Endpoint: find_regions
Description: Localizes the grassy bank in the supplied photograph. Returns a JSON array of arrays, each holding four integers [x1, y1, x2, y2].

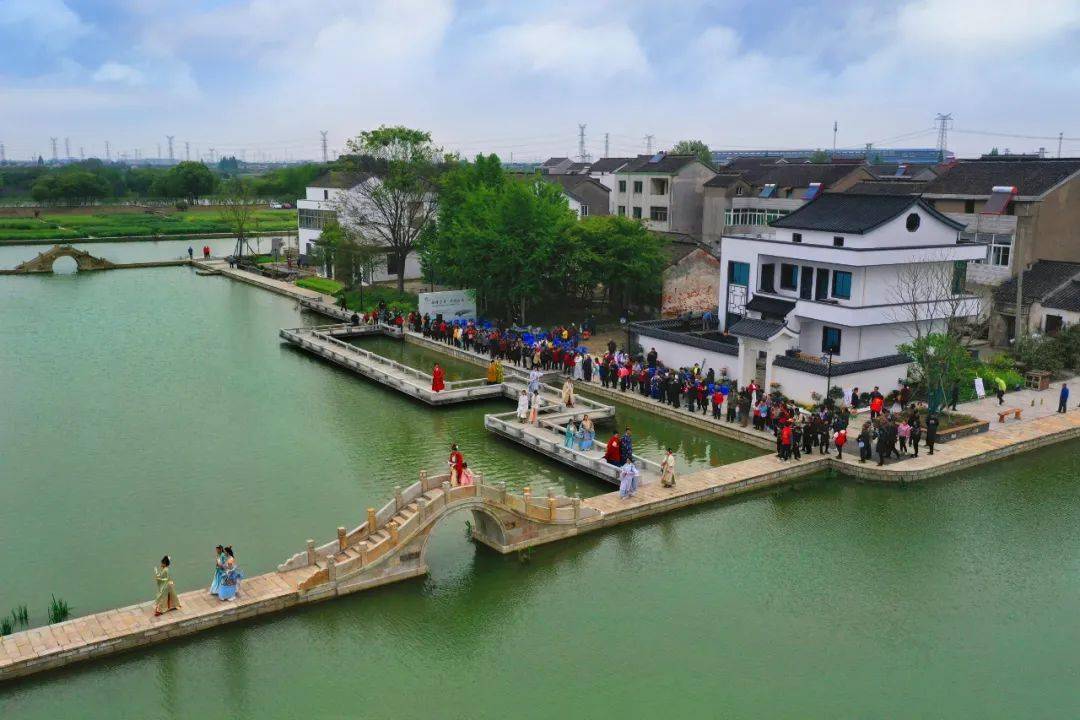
[[0, 209, 296, 242], [294, 277, 418, 313]]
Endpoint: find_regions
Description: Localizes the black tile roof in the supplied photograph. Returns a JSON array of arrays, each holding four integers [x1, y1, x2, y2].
[[923, 159, 1080, 197], [994, 260, 1080, 305], [746, 295, 796, 316], [728, 318, 789, 340], [1043, 280, 1080, 313], [739, 163, 861, 189], [704, 173, 746, 188], [867, 163, 941, 179], [772, 353, 911, 377], [541, 157, 570, 166], [588, 157, 633, 173], [770, 193, 965, 234], [621, 153, 705, 174], [722, 157, 808, 171], [845, 180, 925, 196]]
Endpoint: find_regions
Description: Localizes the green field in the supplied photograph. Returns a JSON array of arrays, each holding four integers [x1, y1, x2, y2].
[[0, 209, 296, 242]]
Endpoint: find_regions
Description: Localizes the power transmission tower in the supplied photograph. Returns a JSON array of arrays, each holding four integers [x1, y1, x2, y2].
[[577, 123, 589, 163], [166, 136, 175, 161], [50, 138, 58, 162], [644, 134, 655, 153], [934, 113, 953, 160], [604, 132, 609, 158], [185, 141, 190, 161], [79, 146, 84, 160], [832, 121, 838, 155], [64, 137, 71, 160], [320, 130, 328, 163], [105, 140, 111, 161]]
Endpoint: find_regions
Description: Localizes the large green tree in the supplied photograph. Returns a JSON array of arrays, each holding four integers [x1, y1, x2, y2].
[[335, 126, 441, 291], [571, 215, 667, 313], [671, 139, 713, 166], [158, 161, 217, 202]]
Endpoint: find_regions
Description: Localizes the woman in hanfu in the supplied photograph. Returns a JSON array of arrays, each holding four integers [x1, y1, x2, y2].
[[660, 448, 677, 488], [458, 462, 475, 486], [448, 444, 465, 485], [209, 544, 227, 596], [431, 363, 446, 393], [564, 420, 578, 448], [618, 457, 640, 499], [561, 379, 575, 407], [516, 390, 530, 423], [528, 392, 541, 425], [217, 547, 243, 602], [154, 556, 182, 616], [579, 415, 594, 451]]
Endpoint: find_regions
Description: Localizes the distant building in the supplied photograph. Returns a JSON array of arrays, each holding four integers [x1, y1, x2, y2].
[[991, 260, 1080, 344], [586, 157, 633, 212], [612, 153, 715, 236], [711, 148, 952, 165], [296, 171, 423, 283], [539, 157, 577, 175], [540, 175, 611, 219], [921, 158, 1080, 290]]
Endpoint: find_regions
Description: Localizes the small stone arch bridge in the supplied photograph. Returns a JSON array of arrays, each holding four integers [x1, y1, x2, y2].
[[278, 471, 602, 599], [9, 245, 118, 273]]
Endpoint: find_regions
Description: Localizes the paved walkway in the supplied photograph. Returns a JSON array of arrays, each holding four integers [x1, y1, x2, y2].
[[958, 377, 1076, 427]]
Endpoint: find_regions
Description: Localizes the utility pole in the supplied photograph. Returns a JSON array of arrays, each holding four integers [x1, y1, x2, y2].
[[105, 140, 111, 161], [64, 137, 71, 160], [1059, 132, 1064, 158], [157, 142, 162, 159], [185, 141, 190, 161], [645, 134, 655, 153], [166, 135, 175, 161], [50, 138, 58, 162], [832, 121, 838, 155], [934, 112, 953, 161], [604, 132, 610, 158], [320, 130, 328, 163]]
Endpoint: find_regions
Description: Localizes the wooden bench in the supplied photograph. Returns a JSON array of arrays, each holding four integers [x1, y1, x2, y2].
[[997, 407, 1022, 423]]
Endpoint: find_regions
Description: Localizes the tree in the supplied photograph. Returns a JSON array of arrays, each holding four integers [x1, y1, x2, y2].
[[335, 126, 441, 292], [898, 333, 976, 412], [886, 253, 981, 344], [671, 140, 712, 166], [808, 149, 830, 163], [218, 180, 257, 258], [163, 161, 216, 202], [570, 216, 667, 313]]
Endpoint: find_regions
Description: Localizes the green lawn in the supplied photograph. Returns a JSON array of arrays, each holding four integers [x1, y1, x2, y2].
[[295, 277, 344, 295], [0, 209, 296, 242]]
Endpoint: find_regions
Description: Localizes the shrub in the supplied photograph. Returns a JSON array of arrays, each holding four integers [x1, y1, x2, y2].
[[1010, 334, 1065, 373], [175, 200, 189, 211]]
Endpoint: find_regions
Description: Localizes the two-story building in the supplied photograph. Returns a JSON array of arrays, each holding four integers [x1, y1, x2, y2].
[[612, 153, 715, 235], [921, 158, 1080, 291], [585, 157, 632, 212], [713, 193, 985, 402], [540, 174, 611, 219], [297, 171, 423, 283]]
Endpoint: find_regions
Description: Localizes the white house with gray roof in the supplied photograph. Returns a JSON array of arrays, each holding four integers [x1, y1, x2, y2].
[[709, 193, 986, 401]]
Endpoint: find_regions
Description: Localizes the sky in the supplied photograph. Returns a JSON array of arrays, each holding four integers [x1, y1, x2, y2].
[[2, 0, 1079, 163]]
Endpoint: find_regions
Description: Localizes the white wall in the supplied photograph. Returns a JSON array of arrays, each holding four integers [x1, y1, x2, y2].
[[772, 363, 912, 406], [636, 333, 738, 376]]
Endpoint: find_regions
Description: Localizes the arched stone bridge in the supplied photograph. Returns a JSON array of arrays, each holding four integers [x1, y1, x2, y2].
[[278, 471, 601, 599], [10, 245, 118, 273]]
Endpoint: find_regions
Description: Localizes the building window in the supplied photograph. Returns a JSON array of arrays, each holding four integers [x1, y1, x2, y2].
[[906, 213, 920, 232], [723, 208, 790, 226], [728, 261, 750, 287], [617, 205, 626, 216], [1046, 315, 1064, 336], [822, 326, 842, 354], [792, 232, 802, 243], [632, 206, 642, 219], [815, 268, 830, 300], [633, 180, 643, 194], [579, 205, 589, 217], [832, 270, 852, 299], [951, 261, 967, 294], [736, 186, 744, 196], [299, 207, 337, 230], [618, 180, 626, 192], [759, 263, 775, 293], [650, 178, 668, 195], [649, 206, 668, 222], [964, 199, 975, 213], [323, 189, 329, 200], [833, 236, 844, 247], [780, 263, 798, 290], [963, 232, 1012, 267]]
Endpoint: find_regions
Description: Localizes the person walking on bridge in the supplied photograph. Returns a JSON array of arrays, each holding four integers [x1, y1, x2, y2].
[[995, 375, 1007, 405], [528, 367, 541, 395], [618, 456, 640, 499], [660, 448, 676, 488], [431, 363, 446, 393], [516, 390, 530, 423], [529, 392, 540, 425], [1058, 383, 1069, 413], [153, 556, 181, 616], [561, 378, 576, 407], [604, 433, 622, 466], [448, 444, 464, 485], [187, 246, 194, 260]]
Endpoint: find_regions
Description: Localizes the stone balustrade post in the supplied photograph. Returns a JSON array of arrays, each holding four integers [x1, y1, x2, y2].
[[388, 521, 399, 545], [306, 539, 316, 566], [367, 507, 377, 532], [442, 481, 451, 506], [419, 469, 428, 490], [547, 495, 557, 521], [523, 487, 532, 509], [573, 495, 581, 522], [394, 485, 403, 511], [337, 527, 347, 552], [359, 541, 370, 564], [417, 497, 428, 521], [498, 482, 508, 505], [326, 555, 337, 582]]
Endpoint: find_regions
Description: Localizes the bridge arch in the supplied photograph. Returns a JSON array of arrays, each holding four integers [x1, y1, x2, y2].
[[415, 498, 511, 569], [12, 245, 117, 274]]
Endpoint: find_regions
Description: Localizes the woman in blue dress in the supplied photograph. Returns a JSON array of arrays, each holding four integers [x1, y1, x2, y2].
[[578, 414, 595, 451], [209, 545, 227, 596], [563, 420, 578, 448], [217, 546, 244, 602]]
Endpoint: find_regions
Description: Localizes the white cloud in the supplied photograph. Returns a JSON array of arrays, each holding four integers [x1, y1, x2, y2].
[[92, 62, 145, 86], [897, 0, 1080, 47], [0, 0, 88, 49], [489, 21, 648, 80]]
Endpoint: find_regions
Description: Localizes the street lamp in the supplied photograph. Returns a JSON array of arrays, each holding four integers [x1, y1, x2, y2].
[[927, 344, 938, 414], [821, 348, 834, 406]]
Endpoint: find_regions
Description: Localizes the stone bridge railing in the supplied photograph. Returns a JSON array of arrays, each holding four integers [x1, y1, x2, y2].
[[279, 470, 601, 595]]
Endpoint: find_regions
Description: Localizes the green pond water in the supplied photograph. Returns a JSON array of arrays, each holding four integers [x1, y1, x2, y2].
[[1, 264, 1078, 719]]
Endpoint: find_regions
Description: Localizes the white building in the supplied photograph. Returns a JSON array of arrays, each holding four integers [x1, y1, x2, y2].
[[586, 157, 632, 213], [297, 171, 423, 283], [702, 193, 986, 402]]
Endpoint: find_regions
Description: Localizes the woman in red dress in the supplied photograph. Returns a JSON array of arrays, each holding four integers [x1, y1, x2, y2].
[[432, 363, 446, 392], [448, 444, 464, 485], [604, 433, 622, 466]]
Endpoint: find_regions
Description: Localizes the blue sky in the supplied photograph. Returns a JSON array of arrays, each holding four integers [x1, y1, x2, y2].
[[2, 0, 1079, 162]]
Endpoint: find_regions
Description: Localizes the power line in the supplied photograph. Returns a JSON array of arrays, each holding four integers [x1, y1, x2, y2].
[[952, 128, 1080, 142]]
